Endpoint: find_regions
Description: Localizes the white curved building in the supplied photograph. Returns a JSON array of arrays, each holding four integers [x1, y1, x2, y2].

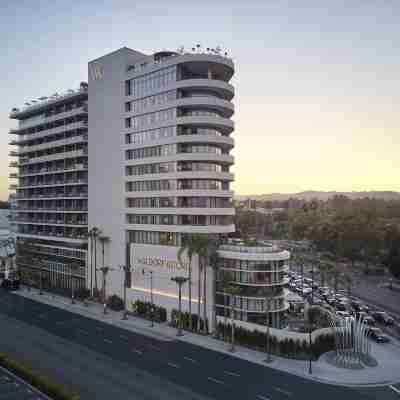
[[217, 243, 290, 329], [88, 47, 235, 306]]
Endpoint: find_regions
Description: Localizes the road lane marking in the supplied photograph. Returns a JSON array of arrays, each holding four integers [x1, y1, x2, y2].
[[104, 339, 112, 344], [148, 343, 161, 351], [120, 334, 128, 340], [167, 362, 180, 368], [389, 385, 400, 395], [207, 377, 224, 385], [256, 395, 271, 400], [224, 371, 240, 377], [132, 348, 143, 355], [274, 387, 293, 397], [183, 356, 198, 364]]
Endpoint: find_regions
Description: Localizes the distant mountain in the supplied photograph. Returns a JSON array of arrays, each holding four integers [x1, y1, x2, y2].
[[235, 191, 400, 202]]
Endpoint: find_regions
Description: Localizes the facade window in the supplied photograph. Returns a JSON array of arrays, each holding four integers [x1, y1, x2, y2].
[[127, 91, 176, 114], [128, 108, 176, 130], [125, 102, 131, 112], [126, 179, 229, 192], [125, 126, 176, 145], [125, 118, 131, 128], [127, 230, 180, 246], [125, 66, 177, 98], [125, 144, 176, 160]]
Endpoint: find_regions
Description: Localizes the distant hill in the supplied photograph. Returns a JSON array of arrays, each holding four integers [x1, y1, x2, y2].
[[235, 191, 400, 202]]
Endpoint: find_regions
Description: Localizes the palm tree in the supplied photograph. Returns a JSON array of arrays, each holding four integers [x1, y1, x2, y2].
[[178, 236, 197, 329], [178, 233, 210, 332], [70, 263, 80, 304], [207, 238, 221, 336], [226, 284, 241, 352]]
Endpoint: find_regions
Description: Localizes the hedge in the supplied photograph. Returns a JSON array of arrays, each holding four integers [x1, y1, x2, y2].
[[0, 352, 79, 400], [170, 309, 209, 333], [131, 300, 167, 322], [107, 294, 124, 311], [216, 322, 334, 360]]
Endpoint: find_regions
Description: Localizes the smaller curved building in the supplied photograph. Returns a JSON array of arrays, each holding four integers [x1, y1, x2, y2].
[[216, 242, 290, 329]]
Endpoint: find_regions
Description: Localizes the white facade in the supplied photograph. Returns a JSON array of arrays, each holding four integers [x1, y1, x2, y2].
[[87, 47, 236, 329], [9, 87, 88, 289]]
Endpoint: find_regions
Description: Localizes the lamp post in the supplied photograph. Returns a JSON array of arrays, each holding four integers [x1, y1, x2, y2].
[[70, 265, 75, 304], [309, 324, 313, 374], [120, 264, 133, 320], [97, 266, 113, 315], [142, 269, 154, 327], [264, 294, 273, 363], [171, 276, 189, 336]]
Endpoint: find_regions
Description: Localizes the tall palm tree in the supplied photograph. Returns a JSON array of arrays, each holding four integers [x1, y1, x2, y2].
[[207, 238, 221, 336], [226, 284, 241, 352], [178, 235, 197, 328], [98, 266, 113, 314], [88, 227, 101, 294]]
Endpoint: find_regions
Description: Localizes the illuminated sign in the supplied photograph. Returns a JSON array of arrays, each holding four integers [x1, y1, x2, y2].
[[136, 256, 189, 272]]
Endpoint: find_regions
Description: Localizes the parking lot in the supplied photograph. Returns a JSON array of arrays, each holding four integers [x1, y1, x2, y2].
[[0, 366, 48, 399], [287, 269, 400, 342]]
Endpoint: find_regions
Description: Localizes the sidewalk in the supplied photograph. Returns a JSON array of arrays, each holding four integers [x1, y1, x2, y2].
[[14, 287, 400, 388]]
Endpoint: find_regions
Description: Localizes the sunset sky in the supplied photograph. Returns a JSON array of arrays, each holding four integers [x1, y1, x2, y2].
[[1, 0, 399, 200]]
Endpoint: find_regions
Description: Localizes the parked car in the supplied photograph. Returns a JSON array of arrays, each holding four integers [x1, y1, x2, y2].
[[1, 279, 20, 291], [372, 311, 395, 325], [367, 327, 390, 343]]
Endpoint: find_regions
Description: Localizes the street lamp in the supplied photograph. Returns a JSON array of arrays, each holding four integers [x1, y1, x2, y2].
[[171, 276, 189, 336], [264, 294, 273, 363], [142, 269, 154, 327], [120, 264, 133, 320], [309, 323, 313, 374], [97, 266, 113, 315]]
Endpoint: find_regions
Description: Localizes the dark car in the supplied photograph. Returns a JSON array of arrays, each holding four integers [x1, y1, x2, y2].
[[372, 311, 395, 326], [1, 279, 20, 291], [367, 327, 390, 343]]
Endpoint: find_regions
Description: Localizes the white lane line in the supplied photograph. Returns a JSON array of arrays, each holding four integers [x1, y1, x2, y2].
[[273, 387, 293, 397], [183, 356, 198, 364], [167, 362, 181, 369], [224, 371, 240, 377], [389, 385, 400, 395], [207, 377, 224, 385], [104, 339, 112, 344], [132, 348, 143, 355], [120, 334, 128, 340], [256, 395, 271, 400], [148, 343, 161, 351]]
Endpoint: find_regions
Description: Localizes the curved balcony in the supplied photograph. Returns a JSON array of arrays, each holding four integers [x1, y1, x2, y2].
[[175, 97, 234, 118], [216, 294, 289, 314], [172, 79, 234, 101], [125, 207, 235, 216], [226, 276, 290, 287], [124, 134, 234, 151], [125, 153, 234, 166], [125, 223, 235, 234], [126, 189, 233, 198], [176, 115, 234, 135], [9, 161, 19, 168], [125, 171, 234, 182]]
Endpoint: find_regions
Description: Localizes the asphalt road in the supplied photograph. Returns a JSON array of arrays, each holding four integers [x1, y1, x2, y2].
[[0, 290, 397, 400]]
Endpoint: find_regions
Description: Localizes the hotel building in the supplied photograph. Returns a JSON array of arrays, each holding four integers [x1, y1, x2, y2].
[[9, 46, 289, 331], [9, 86, 88, 289]]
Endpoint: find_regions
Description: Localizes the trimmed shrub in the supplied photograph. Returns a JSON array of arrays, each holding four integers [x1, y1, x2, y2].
[[131, 300, 167, 322], [170, 309, 209, 333], [107, 294, 124, 311], [75, 288, 90, 300], [0, 352, 79, 400], [215, 322, 334, 360]]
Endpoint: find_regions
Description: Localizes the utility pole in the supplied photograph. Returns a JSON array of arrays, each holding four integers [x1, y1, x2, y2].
[[171, 276, 189, 336], [142, 269, 154, 327], [120, 264, 133, 320]]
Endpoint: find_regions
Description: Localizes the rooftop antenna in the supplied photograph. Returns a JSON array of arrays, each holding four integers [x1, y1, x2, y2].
[[177, 45, 184, 54], [215, 46, 221, 55], [196, 44, 201, 53]]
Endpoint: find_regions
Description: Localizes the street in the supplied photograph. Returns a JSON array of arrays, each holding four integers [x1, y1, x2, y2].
[[0, 290, 398, 400]]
